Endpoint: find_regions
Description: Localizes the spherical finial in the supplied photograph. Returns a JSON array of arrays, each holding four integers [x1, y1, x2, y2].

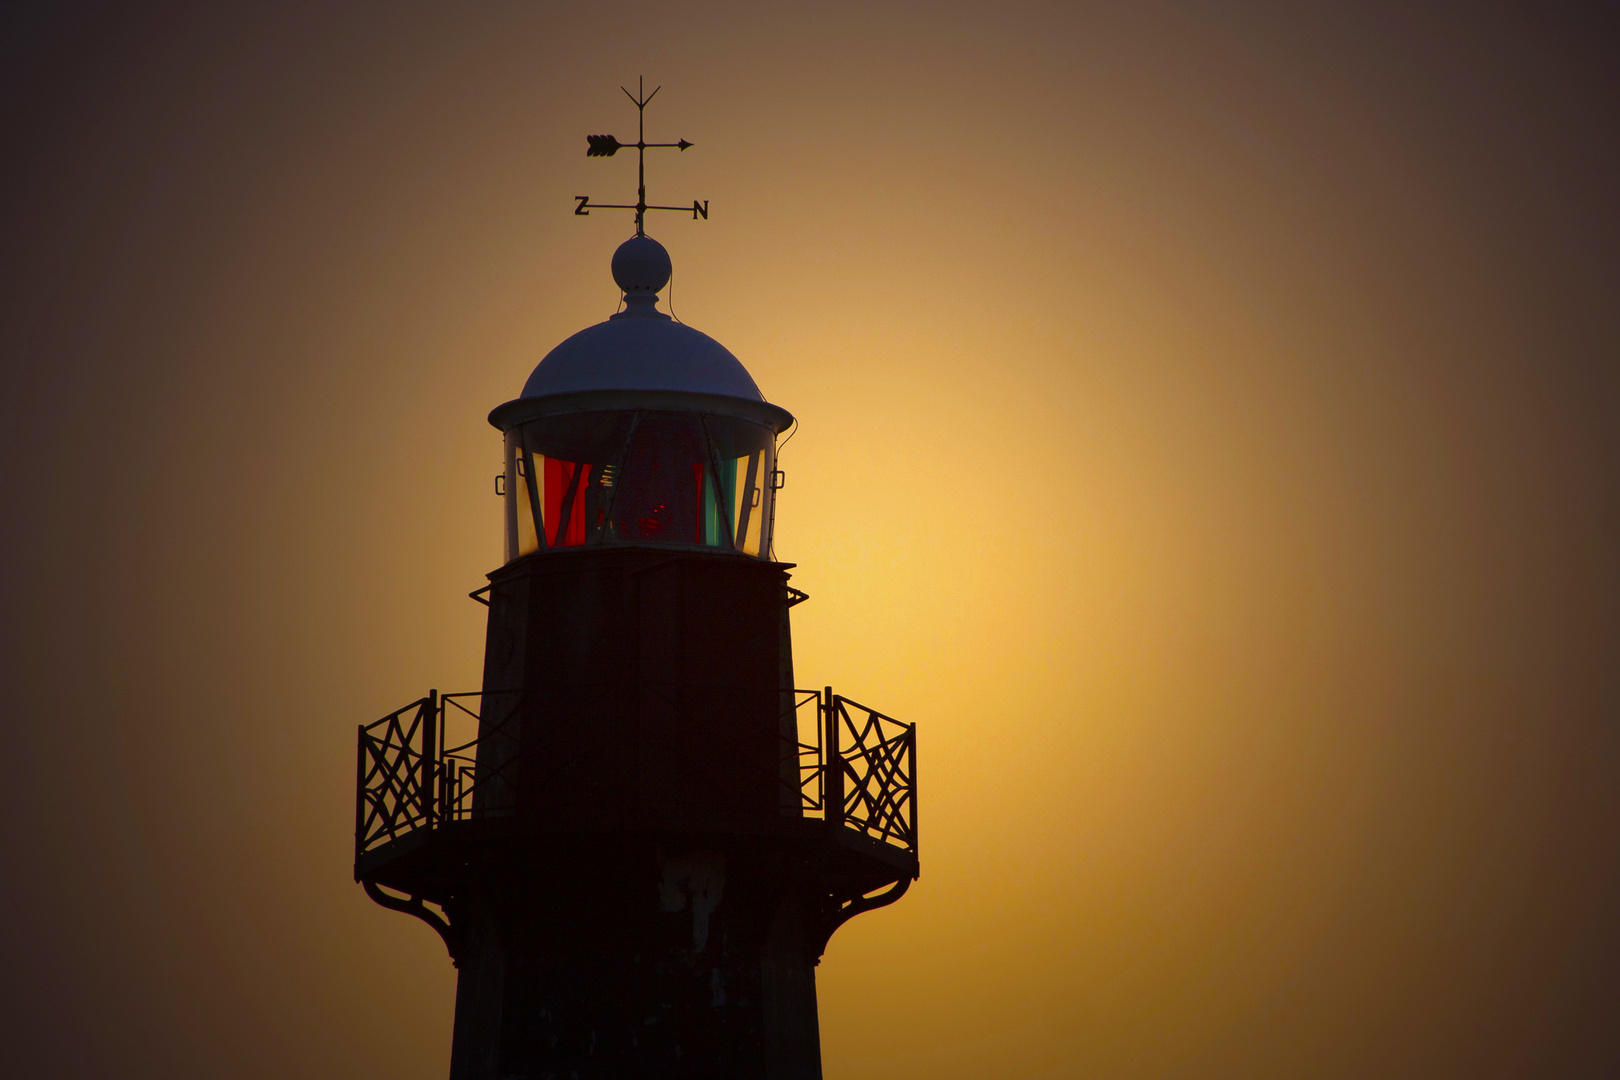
[[611, 235, 672, 296]]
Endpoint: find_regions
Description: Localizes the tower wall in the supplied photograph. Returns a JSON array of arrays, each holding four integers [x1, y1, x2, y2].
[[449, 548, 820, 1079]]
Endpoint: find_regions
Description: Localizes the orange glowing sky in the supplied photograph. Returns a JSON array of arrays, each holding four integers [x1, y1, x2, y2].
[[2, 3, 1617, 1078]]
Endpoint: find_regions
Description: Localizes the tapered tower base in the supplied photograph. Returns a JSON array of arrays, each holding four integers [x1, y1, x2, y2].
[[445, 836, 823, 1080]]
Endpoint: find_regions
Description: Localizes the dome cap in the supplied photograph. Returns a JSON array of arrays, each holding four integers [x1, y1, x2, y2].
[[611, 235, 672, 303]]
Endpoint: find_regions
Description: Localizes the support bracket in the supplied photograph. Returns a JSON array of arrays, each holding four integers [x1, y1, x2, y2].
[[363, 880, 462, 966], [813, 875, 912, 962]]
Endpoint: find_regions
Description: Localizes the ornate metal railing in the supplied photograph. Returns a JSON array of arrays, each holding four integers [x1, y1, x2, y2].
[[355, 686, 917, 862]]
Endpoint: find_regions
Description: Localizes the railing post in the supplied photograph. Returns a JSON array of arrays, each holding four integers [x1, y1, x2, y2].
[[355, 725, 368, 865], [421, 690, 438, 825], [824, 686, 843, 829], [439, 758, 451, 822], [908, 721, 918, 860]]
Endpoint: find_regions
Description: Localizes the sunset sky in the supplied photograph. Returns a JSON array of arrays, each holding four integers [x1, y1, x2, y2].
[[3, 3, 1617, 1077]]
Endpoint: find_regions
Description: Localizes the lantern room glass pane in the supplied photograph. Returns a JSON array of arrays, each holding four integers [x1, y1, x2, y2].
[[705, 416, 775, 558], [609, 413, 711, 545], [729, 448, 770, 557], [505, 429, 539, 561], [521, 412, 635, 549]]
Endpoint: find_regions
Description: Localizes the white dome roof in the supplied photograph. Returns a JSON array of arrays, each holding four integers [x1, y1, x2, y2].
[[520, 317, 766, 401]]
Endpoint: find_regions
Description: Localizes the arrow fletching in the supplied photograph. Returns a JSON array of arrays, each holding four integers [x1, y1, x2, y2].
[[586, 135, 622, 157]]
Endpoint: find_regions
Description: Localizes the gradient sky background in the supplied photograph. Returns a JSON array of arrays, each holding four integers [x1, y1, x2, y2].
[[3, 3, 1618, 1077]]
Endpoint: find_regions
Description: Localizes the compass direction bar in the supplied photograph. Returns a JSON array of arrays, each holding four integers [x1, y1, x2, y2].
[[575, 198, 709, 220]]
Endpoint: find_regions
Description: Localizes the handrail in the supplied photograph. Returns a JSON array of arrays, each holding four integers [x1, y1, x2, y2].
[[354, 685, 918, 864]]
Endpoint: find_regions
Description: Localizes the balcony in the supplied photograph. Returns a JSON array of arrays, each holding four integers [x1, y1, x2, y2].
[[354, 687, 918, 872]]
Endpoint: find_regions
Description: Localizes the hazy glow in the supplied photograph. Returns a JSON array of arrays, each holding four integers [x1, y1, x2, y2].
[[2, 3, 1617, 1078]]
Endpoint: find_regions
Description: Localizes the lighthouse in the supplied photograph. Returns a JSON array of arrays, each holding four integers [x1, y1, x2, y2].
[[354, 85, 919, 1080]]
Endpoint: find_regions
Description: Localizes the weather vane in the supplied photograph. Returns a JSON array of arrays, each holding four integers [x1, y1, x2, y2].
[[574, 78, 708, 235]]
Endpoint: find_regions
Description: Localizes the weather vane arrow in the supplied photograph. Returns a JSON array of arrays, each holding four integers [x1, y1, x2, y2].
[[574, 78, 709, 234]]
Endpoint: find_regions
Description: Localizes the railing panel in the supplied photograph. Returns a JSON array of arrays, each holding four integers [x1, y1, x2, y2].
[[440, 690, 519, 822], [785, 688, 824, 814], [356, 697, 434, 858], [830, 696, 918, 855]]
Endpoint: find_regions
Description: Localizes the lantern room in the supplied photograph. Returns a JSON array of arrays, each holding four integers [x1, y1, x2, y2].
[[488, 235, 793, 563]]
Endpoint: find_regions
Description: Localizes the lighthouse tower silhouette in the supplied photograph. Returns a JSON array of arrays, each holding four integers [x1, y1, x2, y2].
[[353, 88, 919, 1080]]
